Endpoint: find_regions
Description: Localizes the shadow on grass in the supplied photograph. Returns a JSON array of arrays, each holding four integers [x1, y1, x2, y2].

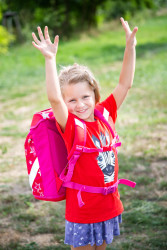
[[0, 153, 167, 249], [64, 40, 167, 73], [88, 41, 167, 65], [0, 37, 166, 101], [136, 42, 167, 57]]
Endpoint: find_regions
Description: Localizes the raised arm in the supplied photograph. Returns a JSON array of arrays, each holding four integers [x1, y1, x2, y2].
[[32, 26, 68, 131], [113, 18, 138, 109]]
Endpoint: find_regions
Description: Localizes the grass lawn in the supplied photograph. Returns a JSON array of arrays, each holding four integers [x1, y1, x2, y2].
[[0, 10, 167, 250]]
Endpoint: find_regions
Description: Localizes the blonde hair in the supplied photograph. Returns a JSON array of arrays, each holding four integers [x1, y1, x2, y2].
[[58, 63, 100, 104]]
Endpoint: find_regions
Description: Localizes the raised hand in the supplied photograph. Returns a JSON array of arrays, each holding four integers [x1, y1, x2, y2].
[[120, 17, 138, 47], [32, 26, 59, 59]]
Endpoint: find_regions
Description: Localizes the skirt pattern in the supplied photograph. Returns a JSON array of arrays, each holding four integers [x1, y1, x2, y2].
[[64, 214, 122, 248]]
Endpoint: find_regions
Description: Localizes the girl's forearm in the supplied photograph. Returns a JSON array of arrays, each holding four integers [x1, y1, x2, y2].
[[119, 45, 136, 90], [45, 57, 62, 103]]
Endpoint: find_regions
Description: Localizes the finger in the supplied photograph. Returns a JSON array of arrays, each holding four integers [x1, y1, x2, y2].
[[44, 26, 51, 43], [125, 20, 129, 27], [120, 17, 128, 32], [124, 20, 131, 33], [131, 26, 138, 37], [37, 26, 45, 41], [130, 27, 138, 46], [54, 35, 59, 45], [32, 32, 41, 45], [32, 41, 41, 50], [125, 21, 131, 30], [120, 17, 125, 27], [120, 17, 124, 23]]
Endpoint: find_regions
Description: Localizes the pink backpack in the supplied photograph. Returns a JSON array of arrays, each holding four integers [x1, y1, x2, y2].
[[25, 108, 136, 207]]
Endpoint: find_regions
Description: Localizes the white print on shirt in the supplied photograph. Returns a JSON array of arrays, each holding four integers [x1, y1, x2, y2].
[[92, 131, 115, 183]]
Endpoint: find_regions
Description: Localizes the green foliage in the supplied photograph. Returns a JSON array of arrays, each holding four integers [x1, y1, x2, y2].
[[0, 12, 167, 249], [100, 0, 159, 21], [2, 0, 165, 39], [33, 6, 68, 37], [0, 1, 15, 49], [0, 25, 15, 54]]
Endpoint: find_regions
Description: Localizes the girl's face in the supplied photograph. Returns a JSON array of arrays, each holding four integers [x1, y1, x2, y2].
[[63, 81, 95, 122]]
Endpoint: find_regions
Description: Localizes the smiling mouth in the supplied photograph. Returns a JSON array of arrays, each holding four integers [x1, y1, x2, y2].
[[77, 109, 87, 114]]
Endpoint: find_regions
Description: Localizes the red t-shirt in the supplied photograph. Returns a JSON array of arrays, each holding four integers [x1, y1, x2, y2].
[[56, 94, 124, 223]]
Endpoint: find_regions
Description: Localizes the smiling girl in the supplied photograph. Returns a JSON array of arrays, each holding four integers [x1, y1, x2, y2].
[[32, 18, 138, 250]]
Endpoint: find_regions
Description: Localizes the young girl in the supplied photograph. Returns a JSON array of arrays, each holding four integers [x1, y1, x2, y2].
[[32, 17, 138, 250]]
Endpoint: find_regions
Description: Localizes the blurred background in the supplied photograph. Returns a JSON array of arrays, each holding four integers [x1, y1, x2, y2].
[[1, 0, 167, 43], [0, 0, 167, 249]]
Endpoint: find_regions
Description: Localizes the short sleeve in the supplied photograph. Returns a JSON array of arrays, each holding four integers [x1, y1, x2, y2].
[[96, 94, 117, 123], [55, 112, 75, 152]]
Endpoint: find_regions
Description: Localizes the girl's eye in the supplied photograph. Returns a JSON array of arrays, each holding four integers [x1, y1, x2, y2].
[[83, 95, 89, 99], [69, 99, 76, 103]]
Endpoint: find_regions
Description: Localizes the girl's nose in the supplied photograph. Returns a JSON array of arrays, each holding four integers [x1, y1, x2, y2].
[[76, 100, 84, 109]]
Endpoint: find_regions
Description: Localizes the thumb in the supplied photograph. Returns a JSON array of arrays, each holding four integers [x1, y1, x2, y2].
[[54, 35, 59, 45], [130, 27, 138, 46], [131, 27, 138, 37]]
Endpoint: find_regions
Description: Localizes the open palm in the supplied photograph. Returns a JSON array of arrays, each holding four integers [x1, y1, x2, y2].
[[32, 26, 59, 58], [120, 17, 138, 47]]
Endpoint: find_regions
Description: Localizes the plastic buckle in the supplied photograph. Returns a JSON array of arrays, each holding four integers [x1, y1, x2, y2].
[[103, 185, 117, 195], [75, 145, 83, 152], [103, 187, 108, 195], [110, 186, 117, 193]]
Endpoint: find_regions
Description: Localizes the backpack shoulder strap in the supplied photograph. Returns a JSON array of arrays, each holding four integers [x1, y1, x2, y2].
[[95, 108, 121, 150], [94, 108, 115, 138], [67, 118, 87, 160], [59, 118, 86, 182]]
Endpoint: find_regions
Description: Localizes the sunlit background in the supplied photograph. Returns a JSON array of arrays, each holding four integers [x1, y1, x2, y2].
[[0, 0, 167, 249]]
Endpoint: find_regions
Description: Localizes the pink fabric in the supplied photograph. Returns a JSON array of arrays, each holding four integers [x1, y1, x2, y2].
[[59, 154, 80, 182], [118, 179, 136, 188], [25, 102, 136, 210], [63, 179, 136, 207], [25, 115, 67, 201], [94, 109, 115, 138], [60, 108, 122, 186], [60, 107, 132, 208]]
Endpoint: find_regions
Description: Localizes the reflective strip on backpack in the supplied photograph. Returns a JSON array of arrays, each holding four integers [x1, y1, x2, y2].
[[103, 108, 109, 121], [29, 157, 40, 188], [74, 118, 85, 129]]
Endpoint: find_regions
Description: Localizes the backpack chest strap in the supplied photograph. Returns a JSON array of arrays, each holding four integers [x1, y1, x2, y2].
[[59, 112, 121, 183], [59, 140, 122, 183], [74, 145, 113, 153], [63, 179, 136, 207], [75, 141, 121, 153]]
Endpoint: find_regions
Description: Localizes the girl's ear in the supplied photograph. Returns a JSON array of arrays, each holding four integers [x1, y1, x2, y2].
[[92, 135, 101, 148]]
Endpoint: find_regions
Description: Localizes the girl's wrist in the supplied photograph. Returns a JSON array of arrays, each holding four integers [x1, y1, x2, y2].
[[45, 55, 56, 61], [125, 43, 136, 51], [126, 39, 137, 49]]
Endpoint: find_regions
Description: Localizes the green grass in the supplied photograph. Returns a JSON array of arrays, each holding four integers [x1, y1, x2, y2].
[[0, 10, 167, 250]]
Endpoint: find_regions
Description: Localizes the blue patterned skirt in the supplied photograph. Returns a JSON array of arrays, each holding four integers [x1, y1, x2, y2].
[[64, 214, 122, 248]]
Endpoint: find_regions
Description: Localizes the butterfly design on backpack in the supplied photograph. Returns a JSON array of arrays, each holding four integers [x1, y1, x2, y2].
[[92, 131, 115, 183]]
